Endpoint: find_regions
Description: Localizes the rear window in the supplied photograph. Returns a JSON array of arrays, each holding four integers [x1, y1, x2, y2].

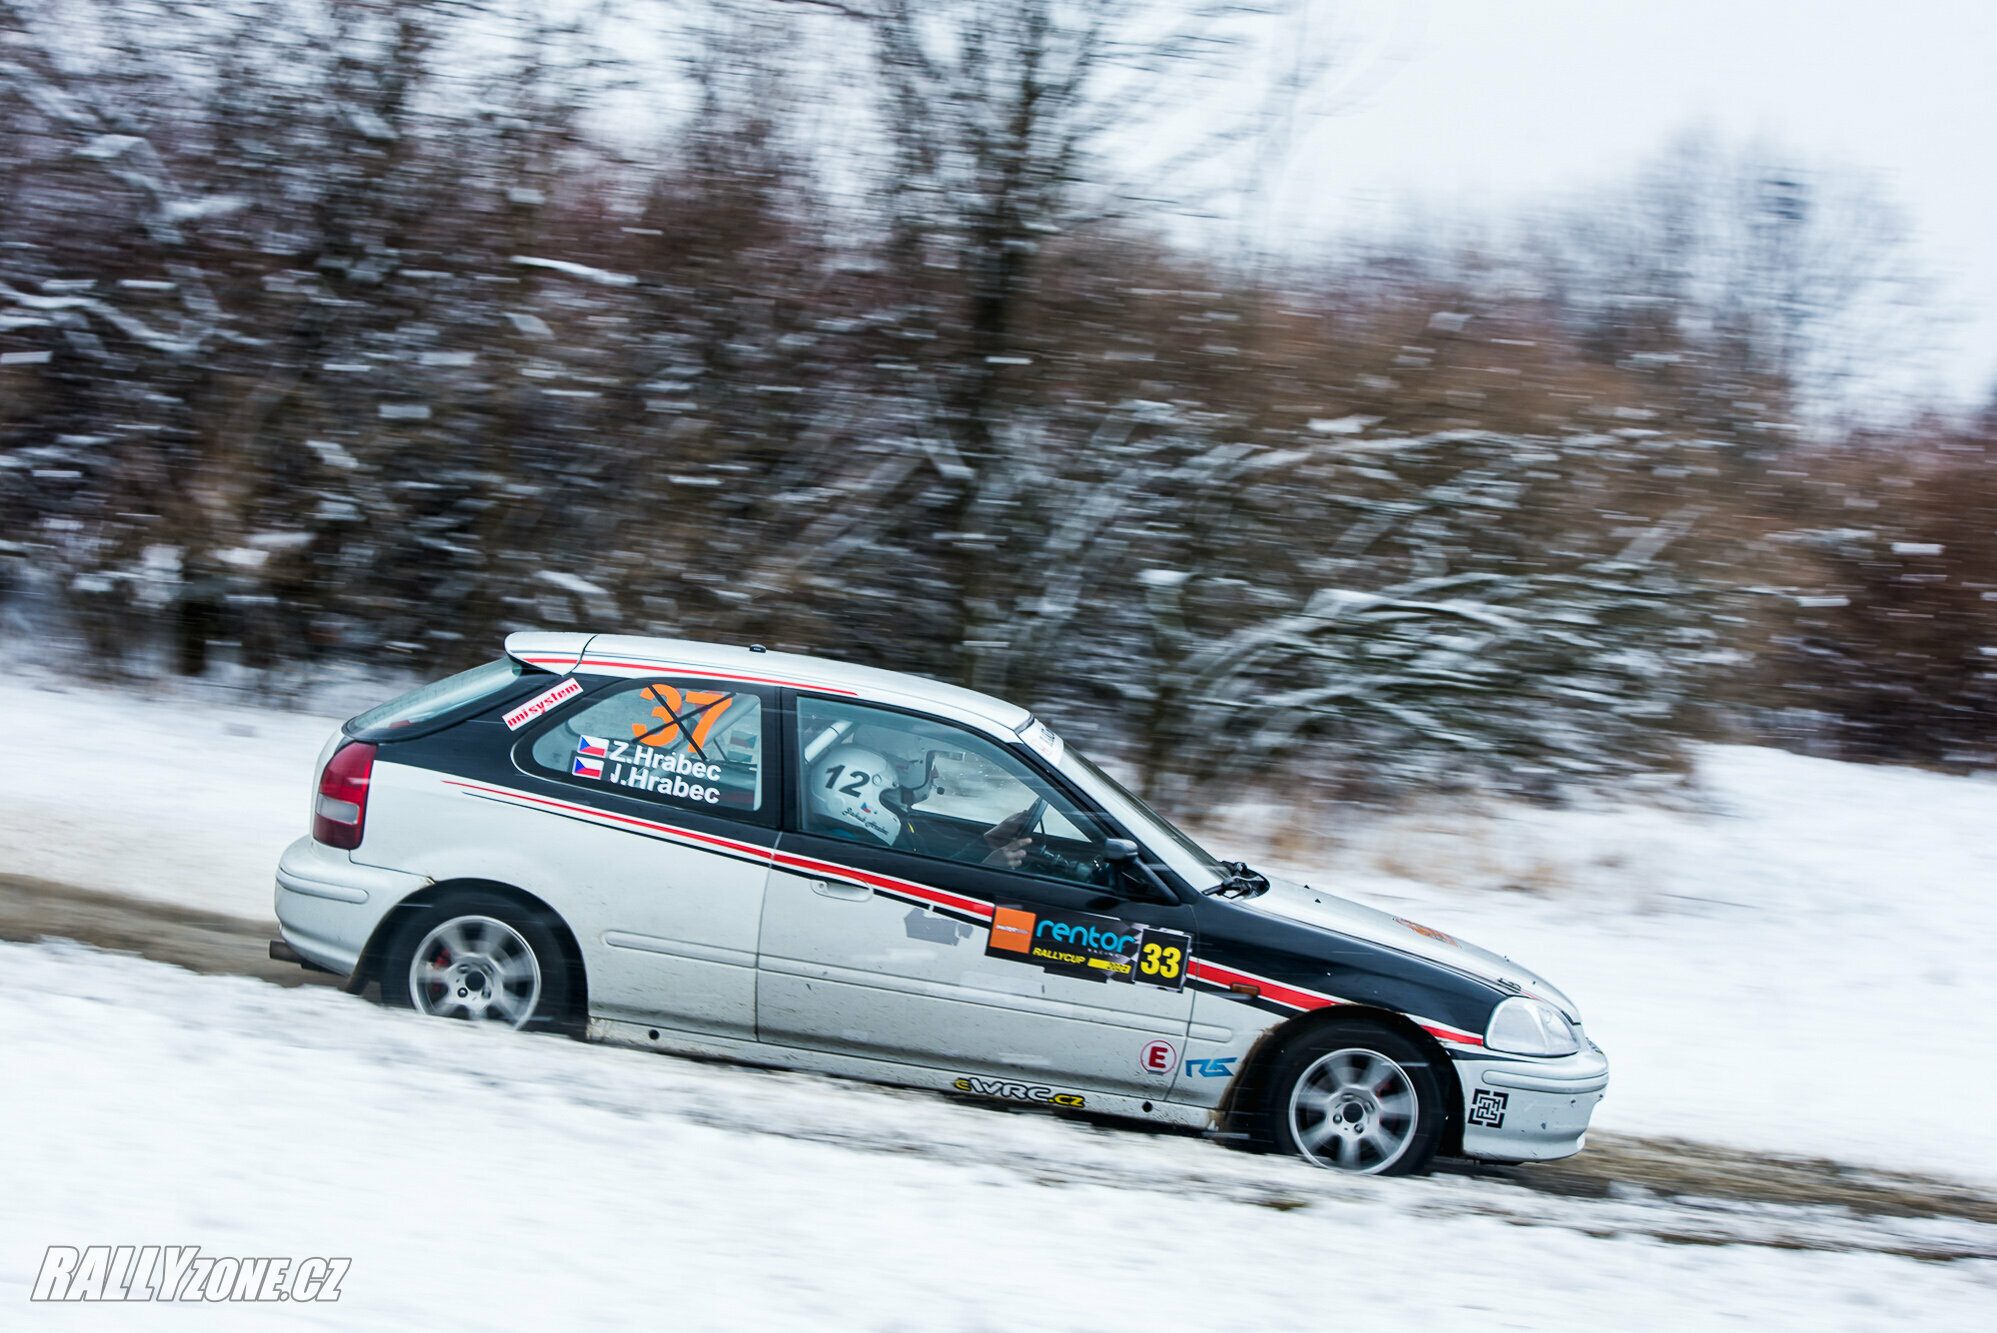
[[528, 680, 767, 816], [349, 659, 528, 734]]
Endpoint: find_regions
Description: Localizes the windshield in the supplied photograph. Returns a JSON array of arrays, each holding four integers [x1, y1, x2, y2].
[[1045, 730, 1225, 891]]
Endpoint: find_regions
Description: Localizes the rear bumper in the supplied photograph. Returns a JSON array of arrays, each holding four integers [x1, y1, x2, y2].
[[273, 836, 428, 977], [1450, 1045, 1609, 1163]]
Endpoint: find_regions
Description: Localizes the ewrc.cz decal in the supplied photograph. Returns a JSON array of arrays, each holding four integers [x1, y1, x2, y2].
[[1184, 1057, 1237, 1078], [985, 903, 1190, 989], [951, 1076, 1085, 1108], [1469, 1088, 1509, 1128]]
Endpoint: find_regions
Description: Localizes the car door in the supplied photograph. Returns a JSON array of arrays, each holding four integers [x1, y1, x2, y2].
[[757, 692, 1197, 1099], [511, 675, 779, 1039]]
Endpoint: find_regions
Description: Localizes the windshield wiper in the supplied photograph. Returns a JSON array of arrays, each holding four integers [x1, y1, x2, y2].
[[1205, 860, 1270, 899]]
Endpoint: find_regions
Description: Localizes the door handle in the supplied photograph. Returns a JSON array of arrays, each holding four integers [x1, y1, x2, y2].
[[811, 878, 872, 902]]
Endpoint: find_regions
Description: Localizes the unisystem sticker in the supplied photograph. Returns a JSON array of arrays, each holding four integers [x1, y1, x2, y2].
[[503, 676, 583, 730]]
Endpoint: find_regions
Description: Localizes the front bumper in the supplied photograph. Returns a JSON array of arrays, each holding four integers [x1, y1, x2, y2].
[[274, 836, 428, 977], [1449, 1044, 1609, 1162]]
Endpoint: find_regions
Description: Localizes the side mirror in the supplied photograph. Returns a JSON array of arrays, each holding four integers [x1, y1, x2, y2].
[[1101, 838, 1174, 902]]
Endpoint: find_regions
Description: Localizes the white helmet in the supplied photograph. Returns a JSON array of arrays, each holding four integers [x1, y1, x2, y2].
[[810, 745, 902, 846]]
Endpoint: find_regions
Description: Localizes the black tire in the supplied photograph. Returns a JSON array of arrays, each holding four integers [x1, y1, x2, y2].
[[378, 891, 575, 1035], [1264, 1019, 1445, 1176]]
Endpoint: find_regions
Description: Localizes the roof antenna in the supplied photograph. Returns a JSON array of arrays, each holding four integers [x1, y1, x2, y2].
[[749, 644, 768, 653]]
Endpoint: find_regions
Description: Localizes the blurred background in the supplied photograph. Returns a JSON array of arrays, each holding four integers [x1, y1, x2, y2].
[[6, 8, 1997, 1322], [4, 0, 1995, 817]]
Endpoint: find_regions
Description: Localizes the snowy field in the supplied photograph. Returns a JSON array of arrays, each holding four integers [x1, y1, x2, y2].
[[2, 940, 1990, 1330], [1, 672, 1995, 1326], [1204, 747, 1997, 1187]]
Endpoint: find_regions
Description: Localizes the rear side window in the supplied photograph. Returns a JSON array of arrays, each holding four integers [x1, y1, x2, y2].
[[349, 659, 527, 735], [528, 680, 767, 817]]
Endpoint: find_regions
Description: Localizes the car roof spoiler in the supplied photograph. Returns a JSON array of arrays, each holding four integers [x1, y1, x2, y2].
[[503, 631, 597, 675]]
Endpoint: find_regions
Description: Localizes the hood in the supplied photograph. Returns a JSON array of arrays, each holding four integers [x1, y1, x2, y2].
[[1237, 876, 1581, 1021]]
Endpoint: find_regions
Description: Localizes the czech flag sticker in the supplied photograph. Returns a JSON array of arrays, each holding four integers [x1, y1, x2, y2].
[[575, 734, 610, 759], [572, 755, 605, 780]]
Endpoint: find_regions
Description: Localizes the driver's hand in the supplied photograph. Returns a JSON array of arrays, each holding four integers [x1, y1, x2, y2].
[[985, 806, 1036, 846], [982, 836, 1032, 869]]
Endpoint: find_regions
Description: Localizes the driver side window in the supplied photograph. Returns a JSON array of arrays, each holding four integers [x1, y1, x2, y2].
[[794, 696, 1111, 888]]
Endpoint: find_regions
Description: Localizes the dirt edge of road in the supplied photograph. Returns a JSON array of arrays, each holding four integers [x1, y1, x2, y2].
[[5, 870, 1992, 1232], [0, 871, 341, 990]]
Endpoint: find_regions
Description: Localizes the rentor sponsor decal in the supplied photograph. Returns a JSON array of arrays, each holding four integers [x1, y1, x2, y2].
[[951, 1076, 1085, 1108], [988, 905, 1035, 954], [982, 902, 1190, 990]]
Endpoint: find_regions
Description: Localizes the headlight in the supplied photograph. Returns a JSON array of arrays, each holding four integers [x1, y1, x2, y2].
[[1486, 997, 1582, 1057]]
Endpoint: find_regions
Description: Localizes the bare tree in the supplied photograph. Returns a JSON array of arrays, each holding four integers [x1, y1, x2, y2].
[[1536, 131, 1939, 433]]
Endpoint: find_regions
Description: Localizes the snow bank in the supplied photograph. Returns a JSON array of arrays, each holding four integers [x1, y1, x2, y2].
[[0, 676, 339, 918], [1, 941, 1987, 1330], [1211, 746, 1997, 1184]]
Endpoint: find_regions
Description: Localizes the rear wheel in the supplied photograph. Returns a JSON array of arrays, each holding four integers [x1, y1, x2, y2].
[[1267, 1020, 1445, 1175], [379, 893, 573, 1033]]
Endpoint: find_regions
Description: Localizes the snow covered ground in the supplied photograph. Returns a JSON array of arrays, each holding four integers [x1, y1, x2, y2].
[[0, 672, 383, 921], [2, 940, 1990, 1330], [1201, 748, 1997, 1186]]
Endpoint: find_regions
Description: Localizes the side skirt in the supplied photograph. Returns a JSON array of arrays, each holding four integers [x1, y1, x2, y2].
[[588, 1017, 1218, 1132]]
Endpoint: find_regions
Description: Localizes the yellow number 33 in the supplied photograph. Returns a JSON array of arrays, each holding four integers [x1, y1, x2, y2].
[[1140, 942, 1182, 979]]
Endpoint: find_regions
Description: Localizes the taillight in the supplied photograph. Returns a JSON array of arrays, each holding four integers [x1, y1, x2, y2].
[[314, 741, 377, 849]]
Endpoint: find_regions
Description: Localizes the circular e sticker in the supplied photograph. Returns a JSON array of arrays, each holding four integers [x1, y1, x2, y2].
[[1140, 1038, 1179, 1075]]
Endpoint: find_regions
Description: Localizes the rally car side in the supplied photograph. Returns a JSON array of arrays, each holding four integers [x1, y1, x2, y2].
[[274, 634, 1607, 1171]]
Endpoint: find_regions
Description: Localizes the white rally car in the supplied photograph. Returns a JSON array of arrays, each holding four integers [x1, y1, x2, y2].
[[274, 633, 1607, 1175]]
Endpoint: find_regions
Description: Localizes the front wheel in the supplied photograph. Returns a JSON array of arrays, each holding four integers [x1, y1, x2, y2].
[[1267, 1021, 1445, 1175], [379, 892, 574, 1033]]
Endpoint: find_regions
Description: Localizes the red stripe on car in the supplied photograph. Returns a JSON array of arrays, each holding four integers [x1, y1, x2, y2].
[[1191, 958, 1485, 1047], [518, 655, 859, 695], [445, 776, 1487, 1046], [442, 781, 775, 862], [769, 849, 995, 920]]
